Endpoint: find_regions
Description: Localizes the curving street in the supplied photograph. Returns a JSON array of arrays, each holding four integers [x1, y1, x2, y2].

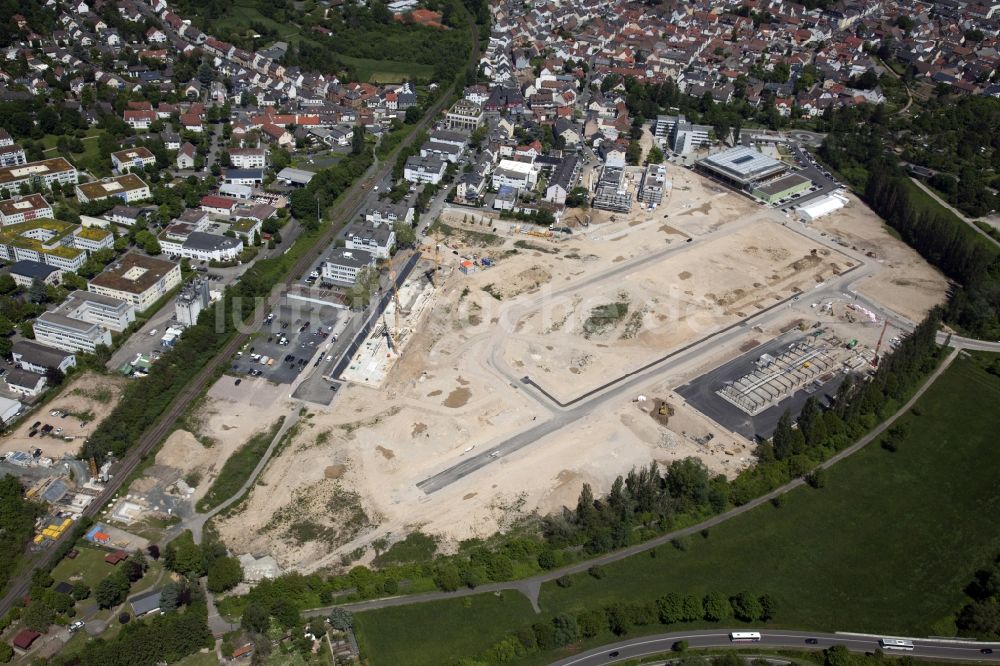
[[548, 630, 1000, 666]]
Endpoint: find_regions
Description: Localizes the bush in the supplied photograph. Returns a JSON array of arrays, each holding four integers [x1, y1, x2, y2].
[[0, 642, 12, 663], [537, 550, 556, 570], [588, 565, 605, 579], [673, 640, 689, 652], [556, 575, 572, 588]]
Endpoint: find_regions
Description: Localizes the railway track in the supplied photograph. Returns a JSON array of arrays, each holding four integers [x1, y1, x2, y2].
[[0, 38, 476, 614]]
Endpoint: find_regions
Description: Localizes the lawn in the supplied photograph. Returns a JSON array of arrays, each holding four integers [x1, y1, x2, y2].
[[51, 545, 119, 590], [215, 2, 313, 46], [174, 650, 221, 666], [195, 417, 285, 512], [337, 55, 435, 83], [353, 354, 1000, 665], [41, 128, 104, 164], [354, 591, 535, 666]]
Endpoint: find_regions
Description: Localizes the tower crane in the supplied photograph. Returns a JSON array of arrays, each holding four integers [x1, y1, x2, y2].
[[871, 319, 889, 368]]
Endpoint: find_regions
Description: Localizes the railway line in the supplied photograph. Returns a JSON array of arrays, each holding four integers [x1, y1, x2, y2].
[[0, 30, 478, 615]]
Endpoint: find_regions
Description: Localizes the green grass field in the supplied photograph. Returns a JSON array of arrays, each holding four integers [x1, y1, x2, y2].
[[353, 354, 1000, 665], [51, 545, 119, 590], [195, 417, 284, 512], [338, 55, 435, 83]]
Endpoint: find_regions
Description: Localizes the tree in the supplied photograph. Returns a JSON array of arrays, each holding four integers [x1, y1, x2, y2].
[[28, 279, 48, 304], [647, 145, 664, 164], [135, 230, 162, 254], [328, 607, 354, 631], [147, 544, 160, 560], [606, 603, 632, 635], [0, 642, 12, 663], [20, 321, 34, 339], [0, 275, 16, 295], [95, 573, 130, 609], [160, 582, 180, 612], [165, 532, 204, 577], [393, 220, 416, 248], [759, 594, 777, 621], [351, 125, 366, 155], [207, 556, 243, 593], [22, 601, 55, 632], [123, 550, 148, 583], [731, 591, 763, 622], [824, 645, 853, 666], [71, 581, 91, 601], [405, 106, 421, 124], [0, 338, 11, 357], [242, 602, 270, 633], [702, 592, 731, 621]]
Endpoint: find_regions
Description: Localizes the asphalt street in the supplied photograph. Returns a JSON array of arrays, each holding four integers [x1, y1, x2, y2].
[[548, 630, 1000, 666]]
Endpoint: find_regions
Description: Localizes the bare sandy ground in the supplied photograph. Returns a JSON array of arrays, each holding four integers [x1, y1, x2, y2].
[[209, 172, 950, 572], [809, 193, 948, 322], [151, 380, 293, 503], [0, 372, 127, 459]]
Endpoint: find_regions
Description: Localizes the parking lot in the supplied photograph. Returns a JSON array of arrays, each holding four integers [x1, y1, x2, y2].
[[676, 332, 849, 440], [230, 302, 343, 385]]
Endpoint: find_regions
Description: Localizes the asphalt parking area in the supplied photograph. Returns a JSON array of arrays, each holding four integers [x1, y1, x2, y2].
[[230, 303, 341, 384]]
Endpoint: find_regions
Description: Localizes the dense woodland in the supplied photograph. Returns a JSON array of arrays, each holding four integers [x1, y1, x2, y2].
[[819, 104, 1000, 340], [0, 477, 41, 596], [957, 552, 1000, 639]]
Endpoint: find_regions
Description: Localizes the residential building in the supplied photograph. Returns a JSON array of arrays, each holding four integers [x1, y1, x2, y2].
[[403, 155, 446, 184], [9, 260, 60, 287], [110, 147, 156, 174], [344, 221, 395, 259], [420, 140, 463, 163], [75, 174, 151, 204], [0, 194, 53, 225], [106, 205, 143, 227], [123, 109, 156, 129], [11, 340, 76, 375], [0, 158, 78, 197], [593, 166, 632, 213], [0, 145, 27, 167], [365, 202, 414, 227], [445, 99, 483, 132], [322, 247, 374, 284], [176, 142, 196, 170], [492, 159, 538, 190], [229, 148, 267, 169], [175, 277, 210, 326], [88, 254, 181, 312], [158, 225, 244, 263], [637, 163, 669, 205], [544, 156, 580, 205]]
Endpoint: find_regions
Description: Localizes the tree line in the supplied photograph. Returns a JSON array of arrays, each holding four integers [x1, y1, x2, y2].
[[956, 551, 1000, 639], [458, 586, 776, 666]]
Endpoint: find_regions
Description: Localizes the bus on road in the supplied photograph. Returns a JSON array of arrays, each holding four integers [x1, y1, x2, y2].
[[879, 639, 915, 651], [730, 632, 762, 642]]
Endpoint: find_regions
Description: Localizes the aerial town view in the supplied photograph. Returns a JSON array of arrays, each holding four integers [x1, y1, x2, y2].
[[0, 0, 999, 664]]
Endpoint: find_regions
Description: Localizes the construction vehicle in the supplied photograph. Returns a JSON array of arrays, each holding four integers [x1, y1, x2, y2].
[[871, 320, 889, 367]]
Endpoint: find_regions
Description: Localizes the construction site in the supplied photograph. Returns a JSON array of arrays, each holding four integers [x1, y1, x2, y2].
[[340, 265, 440, 388], [198, 169, 949, 573]]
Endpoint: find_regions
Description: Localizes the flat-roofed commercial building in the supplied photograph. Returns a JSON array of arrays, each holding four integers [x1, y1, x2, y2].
[[322, 248, 374, 285], [0, 157, 78, 197], [751, 172, 812, 204], [445, 99, 483, 132], [695, 146, 788, 191], [0, 194, 53, 225], [75, 174, 151, 204], [491, 159, 538, 190], [57, 290, 136, 332], [35, 312, 111, 353], [88, 254, 181, 312], [0, 218, 113, 272]]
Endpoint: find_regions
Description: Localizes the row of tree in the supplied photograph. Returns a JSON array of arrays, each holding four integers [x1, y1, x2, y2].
[[462, 589, 776, 665], [956, 551, 1000, 638]]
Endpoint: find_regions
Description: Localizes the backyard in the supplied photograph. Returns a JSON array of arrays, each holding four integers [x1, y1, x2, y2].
[[353, 353, 1000, 665]]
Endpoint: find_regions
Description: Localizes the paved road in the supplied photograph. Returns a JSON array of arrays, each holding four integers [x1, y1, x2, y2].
[[908, 177, 1000, 250], [305, 347, 960, 618], [547, 629, 1000, 666], [0, 20, 480, 617]]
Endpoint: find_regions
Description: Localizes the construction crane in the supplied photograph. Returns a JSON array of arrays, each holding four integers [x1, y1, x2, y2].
[[871, 319, 889, 368]]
